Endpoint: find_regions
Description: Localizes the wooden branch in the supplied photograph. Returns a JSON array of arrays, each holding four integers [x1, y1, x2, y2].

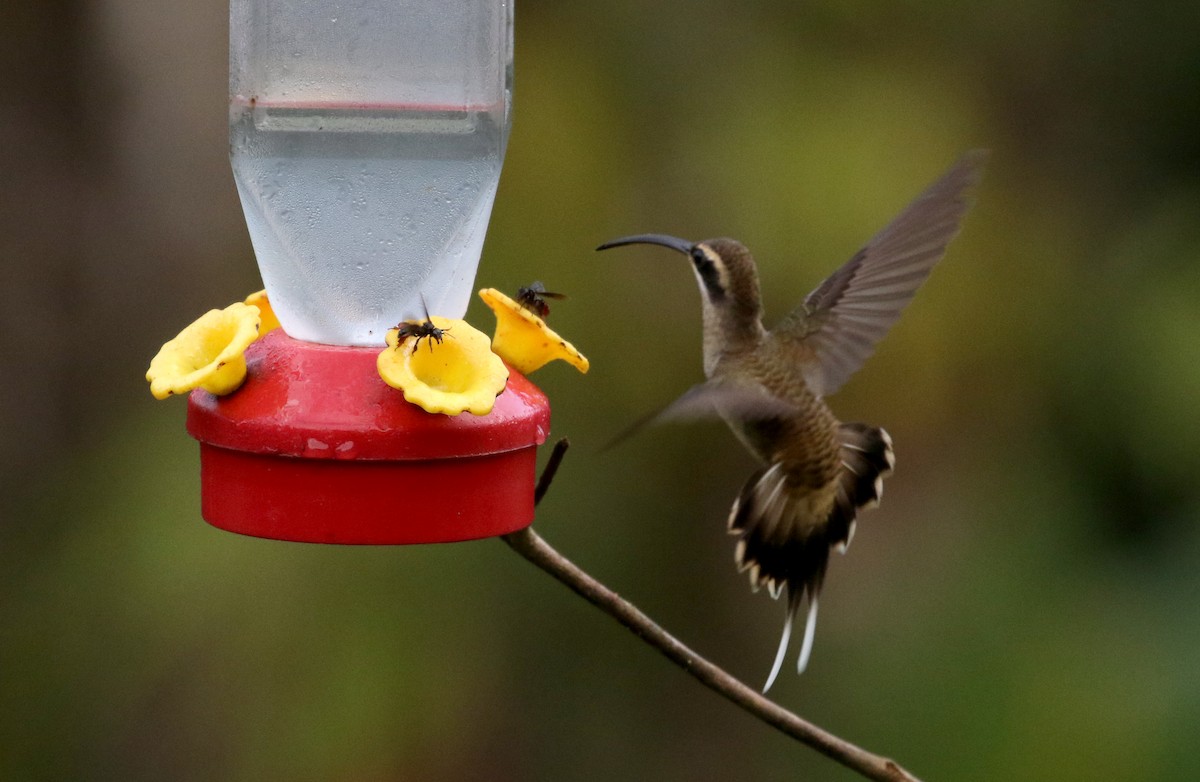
[[501, 438, 921, 782]]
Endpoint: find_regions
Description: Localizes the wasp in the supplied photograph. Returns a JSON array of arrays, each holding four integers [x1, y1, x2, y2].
[[515, 281, 568, 319], [393, 298, 450, 352]]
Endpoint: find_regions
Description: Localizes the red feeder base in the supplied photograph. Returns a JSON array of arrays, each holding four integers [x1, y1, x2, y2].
[[186, 330, 550, 544]]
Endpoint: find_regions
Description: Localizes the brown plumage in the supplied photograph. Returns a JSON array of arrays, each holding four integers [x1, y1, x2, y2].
[[597, 150, 986, 691]]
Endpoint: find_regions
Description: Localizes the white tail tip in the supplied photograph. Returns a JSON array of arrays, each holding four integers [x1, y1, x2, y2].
[[762, 609, 794, 693], [797, 597, 819, 674]]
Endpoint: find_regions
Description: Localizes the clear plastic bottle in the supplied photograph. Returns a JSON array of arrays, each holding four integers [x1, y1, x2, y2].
[[230, 1, 513, 345]]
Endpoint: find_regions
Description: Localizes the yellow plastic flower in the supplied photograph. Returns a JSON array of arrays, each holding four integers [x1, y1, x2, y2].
[[377, 316, 509, 416], [478, 288, 589, 375], [243, 289, 281, 333], [146, 302, 262, 399]]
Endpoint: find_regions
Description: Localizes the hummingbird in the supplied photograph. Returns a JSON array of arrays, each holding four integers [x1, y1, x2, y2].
[[597, 151, 986, 692]]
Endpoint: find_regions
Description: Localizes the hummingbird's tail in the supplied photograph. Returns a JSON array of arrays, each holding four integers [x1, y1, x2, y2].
[[828, 423, 895, 553], [730, 422, 894, 691], [763, 589, 820, 692]]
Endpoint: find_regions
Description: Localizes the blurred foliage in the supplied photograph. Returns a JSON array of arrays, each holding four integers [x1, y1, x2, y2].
[[4, 0, 1200, 780]]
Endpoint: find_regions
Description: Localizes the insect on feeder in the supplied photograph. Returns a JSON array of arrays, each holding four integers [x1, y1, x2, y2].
[[182, 0, 551, 544]]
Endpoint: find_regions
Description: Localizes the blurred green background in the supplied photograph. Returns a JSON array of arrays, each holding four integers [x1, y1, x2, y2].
[[4, 1, 1200, 779]]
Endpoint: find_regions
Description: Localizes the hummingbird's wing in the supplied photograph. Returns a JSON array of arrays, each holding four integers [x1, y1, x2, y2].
[[775, 150, 987, 398], [601, 380, 796, 452]]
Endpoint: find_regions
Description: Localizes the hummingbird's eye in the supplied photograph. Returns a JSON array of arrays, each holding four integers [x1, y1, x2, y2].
[[689, 247, 727, 300]]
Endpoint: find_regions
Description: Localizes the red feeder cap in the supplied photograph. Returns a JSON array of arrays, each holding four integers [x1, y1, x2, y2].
[[186, 329, 551, 544]]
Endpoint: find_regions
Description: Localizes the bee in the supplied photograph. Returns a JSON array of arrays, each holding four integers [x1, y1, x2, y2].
[[516, 281, 568, 319], [393, 298, 450, 353]]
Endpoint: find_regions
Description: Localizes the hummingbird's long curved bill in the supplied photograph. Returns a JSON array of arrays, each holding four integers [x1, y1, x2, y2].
[[596, 233, 694, 255]]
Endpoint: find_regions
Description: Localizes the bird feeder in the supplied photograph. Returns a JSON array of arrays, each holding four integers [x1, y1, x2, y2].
[[181, 0, 550, 544]]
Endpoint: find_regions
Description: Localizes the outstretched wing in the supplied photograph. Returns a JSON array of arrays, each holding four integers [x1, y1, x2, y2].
[[601, 379, 797, 452], [775, 150, 987, 398]]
